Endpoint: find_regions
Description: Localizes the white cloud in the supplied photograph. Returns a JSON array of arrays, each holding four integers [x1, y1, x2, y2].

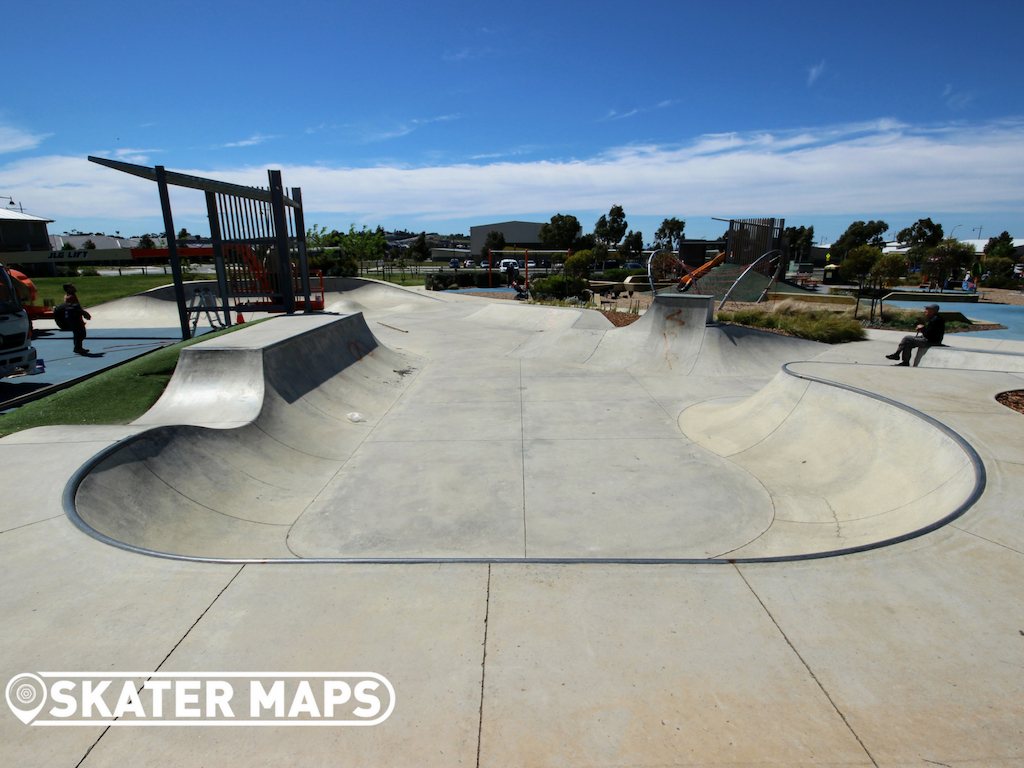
[[412, 114, 461, 125], [0, 124, 49, 154], [808, 60, 826, 86], [946, 91, 973, 110], [442, 48, 472, 62], [224, 134, 276, 147], [108, 147, 161, 164], [3, 120, 1023, 224]]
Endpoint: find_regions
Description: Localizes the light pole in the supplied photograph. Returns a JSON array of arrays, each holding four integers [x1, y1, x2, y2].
[[949, 224, 962, 241], [973, 225, 983, 242]]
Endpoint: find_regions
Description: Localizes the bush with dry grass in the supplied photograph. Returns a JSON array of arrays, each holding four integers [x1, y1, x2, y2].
[[716, 300, 866, 343]]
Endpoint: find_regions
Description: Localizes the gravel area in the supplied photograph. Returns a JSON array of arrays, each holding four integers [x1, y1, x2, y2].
[[979, 288, 1024, 306], [996, 390, 1024, 415]]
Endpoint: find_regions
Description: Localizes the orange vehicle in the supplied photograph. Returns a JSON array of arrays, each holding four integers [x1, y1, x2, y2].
[[7, 268, 53, 323]]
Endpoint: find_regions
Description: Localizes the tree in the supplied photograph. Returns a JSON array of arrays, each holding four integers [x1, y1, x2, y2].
[[406, 232, 430, 262], [654, 218, 685, 250], [539, 214, 581, 250], [869, 252, 908, 287], [306, 224, 329, 252], [350, 225, 389, 262], [617, 230, 644, 260], [896, 218, 943, 268], [82, 239, 96, 250], [984, 231, 1016, 261], [594, 205, 627, 246], [925, 239, 975, 283], [61, 241, 76, 250], [572, 232, 596, 252], [177, 227, 191, 242], [137, 234, 155, 249], [838, 245, 881, 288], [782, 225, 815, 263], [482, 230, 506, 260], [564, 249, 594, 278], [832, 221, 888, 261]]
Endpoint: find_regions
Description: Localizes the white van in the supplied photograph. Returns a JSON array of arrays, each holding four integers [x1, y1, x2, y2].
[[0, 264, 37, 378], [498, 258, 519, 273]]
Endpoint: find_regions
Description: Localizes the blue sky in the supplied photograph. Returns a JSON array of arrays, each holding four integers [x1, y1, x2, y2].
[[2, 0, 1022, 245]]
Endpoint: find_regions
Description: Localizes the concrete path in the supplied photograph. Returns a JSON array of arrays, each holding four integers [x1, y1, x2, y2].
[[2, 279, 1024, 766]]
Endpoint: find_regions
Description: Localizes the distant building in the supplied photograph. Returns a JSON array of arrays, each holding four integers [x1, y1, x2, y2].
[[0, 209, 53, 255], [470, 221, 545, 257], [49, 233, 149, 250]]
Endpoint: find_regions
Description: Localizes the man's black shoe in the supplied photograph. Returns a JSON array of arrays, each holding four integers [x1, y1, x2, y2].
[[893, 361, 909, 366], [885, 352, 900, 360]]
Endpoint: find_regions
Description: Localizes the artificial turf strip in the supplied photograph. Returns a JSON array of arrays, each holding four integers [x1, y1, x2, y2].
[[0, 319, 267, 439]]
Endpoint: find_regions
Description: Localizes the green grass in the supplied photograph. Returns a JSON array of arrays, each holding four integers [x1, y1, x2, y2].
[[0, 320, 264, 439], [30, 274, 214, 308], [716, 301, 867, 343]]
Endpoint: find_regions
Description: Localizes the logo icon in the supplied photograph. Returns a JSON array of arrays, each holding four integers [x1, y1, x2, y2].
[[6, 673, 47, 725]]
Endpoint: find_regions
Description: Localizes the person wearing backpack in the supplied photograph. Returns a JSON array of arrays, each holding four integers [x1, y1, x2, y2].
[[62, 283, 92, 354]]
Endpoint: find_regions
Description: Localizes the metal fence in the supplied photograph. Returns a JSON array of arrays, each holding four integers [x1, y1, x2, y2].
[[89, 157, 319, 340]]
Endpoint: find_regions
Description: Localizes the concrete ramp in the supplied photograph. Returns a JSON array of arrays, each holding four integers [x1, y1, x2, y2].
[[512, 294, 713, 373], [74, 314, 425, 559], [678, 368, 979, 558], [85, 281, 221, 330], [585, 294, 712, 372], [511, 294, 820, 377], [913, 345, 1024, 372]]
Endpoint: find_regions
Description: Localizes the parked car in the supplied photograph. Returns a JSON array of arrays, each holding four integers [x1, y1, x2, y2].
[[464, 259, 475, 268], [449, 258, 460, 269], [537, 258, 552, 268], [624, 262, 642, 270]]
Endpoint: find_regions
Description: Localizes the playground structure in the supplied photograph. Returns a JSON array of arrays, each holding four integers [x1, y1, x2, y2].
[[88, 157, 322, 339]]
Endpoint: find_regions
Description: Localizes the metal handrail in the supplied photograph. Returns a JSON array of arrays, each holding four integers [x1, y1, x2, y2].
[[718, 249, 783, 310]]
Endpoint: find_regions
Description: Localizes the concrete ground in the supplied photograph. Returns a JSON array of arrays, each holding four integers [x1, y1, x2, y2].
[[2, 279, 1024, 766]]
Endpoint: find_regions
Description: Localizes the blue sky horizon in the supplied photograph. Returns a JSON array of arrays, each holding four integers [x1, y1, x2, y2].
[[2, 0, 1022, 246]]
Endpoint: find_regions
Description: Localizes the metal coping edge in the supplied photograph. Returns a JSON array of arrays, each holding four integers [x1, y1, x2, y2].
[[61, 361, 987, 566]]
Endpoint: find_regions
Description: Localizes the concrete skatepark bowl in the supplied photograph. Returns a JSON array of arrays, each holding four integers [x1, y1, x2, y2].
[[68, 291, 982, 563], [3, 278, 1024, 766]]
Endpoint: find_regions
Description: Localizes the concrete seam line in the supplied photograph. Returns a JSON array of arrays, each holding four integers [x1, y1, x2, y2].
[[476, 564, 492, 768], [734, 564, 879, 768], [60, 363, 986, 566], [519, 360, 528, 558], [949, 525, 1024, 557], [0, 513, 64, 537], [73, 565, 245, 767]]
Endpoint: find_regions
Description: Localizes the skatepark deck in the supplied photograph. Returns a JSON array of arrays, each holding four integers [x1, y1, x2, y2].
[[2, 278, 1024, 766]]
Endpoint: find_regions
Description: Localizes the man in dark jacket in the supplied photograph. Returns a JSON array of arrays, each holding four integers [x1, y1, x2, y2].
[[886, 303, 944, 366]]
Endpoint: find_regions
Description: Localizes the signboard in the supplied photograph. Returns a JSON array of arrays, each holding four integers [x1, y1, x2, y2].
[[2, 247, 212, 265]]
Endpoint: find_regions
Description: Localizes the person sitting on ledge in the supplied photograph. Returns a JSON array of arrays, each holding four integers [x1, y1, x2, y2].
[[886, 303, 944, 366]]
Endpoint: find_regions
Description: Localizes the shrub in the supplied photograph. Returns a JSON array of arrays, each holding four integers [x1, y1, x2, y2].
[[82, 267, 100, 277], [529, 275, 588, 300], [983, 256, 1016, 280], [980, 275, 1022, 290], [717, 302, 866, 343], [602, 268, 647, 282], [326, 254, 359, 277]]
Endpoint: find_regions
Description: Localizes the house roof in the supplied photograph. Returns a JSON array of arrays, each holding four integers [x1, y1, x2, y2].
[[0, 208, 53, 223]]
